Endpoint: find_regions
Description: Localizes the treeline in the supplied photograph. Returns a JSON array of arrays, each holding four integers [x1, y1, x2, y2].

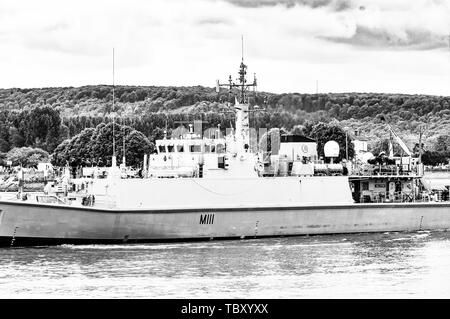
[[0, 85, 449, 165], [0, 107, 62, 153], [0, 107, 299, 153], [1, 86, 449, 144], [1, 85, 449, 121]]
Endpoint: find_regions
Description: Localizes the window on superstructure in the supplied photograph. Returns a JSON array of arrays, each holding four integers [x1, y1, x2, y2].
[[216, 144, 224, 153], [362, 182, 369, 191], [211, 145, 216, 153], [167, 145, 174, 153], [177, 145, 184, 152], [190, 145, 201, 152], [158, 145, 166, 153]]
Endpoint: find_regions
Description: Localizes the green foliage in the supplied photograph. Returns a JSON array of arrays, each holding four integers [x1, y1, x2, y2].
[[6, 147, 50, 167], [51, 122, 154, 167]]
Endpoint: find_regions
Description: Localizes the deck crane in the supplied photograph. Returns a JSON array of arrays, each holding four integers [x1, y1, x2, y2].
[[379, 115, 412, 157], [386, 123, 412, 157]]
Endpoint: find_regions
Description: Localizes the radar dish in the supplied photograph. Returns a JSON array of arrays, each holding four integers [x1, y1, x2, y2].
[[324, 140, 340, 158]]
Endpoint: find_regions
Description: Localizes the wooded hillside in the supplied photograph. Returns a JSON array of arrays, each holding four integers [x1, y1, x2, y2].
[[0, 85, 449, 158]]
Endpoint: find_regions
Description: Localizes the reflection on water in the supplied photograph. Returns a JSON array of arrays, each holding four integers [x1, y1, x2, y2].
[[1, 231, 450, 298]]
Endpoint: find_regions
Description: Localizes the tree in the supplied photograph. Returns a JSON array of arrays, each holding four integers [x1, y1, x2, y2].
[[309, 122, 355, 162], [371, 138, 390, 156], [51, 122, 154, 167], [434, 135, 450, 153], [0, 138, 9, 153], [422, 151, 448, 166], [123, 130, 154, 166], [290, 124, 307, 136], [0, 152, 6, 166], [17, 106, 61, 152], [150, 127, 167, 142], [51, 140, 71, 167], [6, 147, 49, 167], [8, 126, 24, 148]]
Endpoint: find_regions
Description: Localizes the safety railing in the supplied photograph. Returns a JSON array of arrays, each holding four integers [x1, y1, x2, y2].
[[351, 164, 417, 177], [361, 190, 449, 203]]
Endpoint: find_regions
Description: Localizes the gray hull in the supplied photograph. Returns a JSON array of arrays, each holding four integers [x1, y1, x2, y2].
[[1, 200, 450, 246]]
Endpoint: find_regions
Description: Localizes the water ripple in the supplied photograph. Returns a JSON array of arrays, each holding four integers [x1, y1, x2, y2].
[[1, 231, 450, 298]]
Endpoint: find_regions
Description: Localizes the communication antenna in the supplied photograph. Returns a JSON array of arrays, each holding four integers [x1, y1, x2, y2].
[[241, 34, 244, 62], [215, 36, 257, 104], [122, 117, 126, 166], [112, 48, 116, 160]]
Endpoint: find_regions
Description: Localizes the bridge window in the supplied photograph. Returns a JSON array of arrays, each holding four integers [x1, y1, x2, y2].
[[167, 145, 174, 152], [189, 145, 202, 152], [177, 145, 184, 152], [216, 144, 224, 153], [158, 145, 166, 153], [204, 145, 216, 153]]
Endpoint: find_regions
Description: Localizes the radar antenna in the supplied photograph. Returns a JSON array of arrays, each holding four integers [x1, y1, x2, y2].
[[216, 36, 257, 104], [215, 37, 262, 153]]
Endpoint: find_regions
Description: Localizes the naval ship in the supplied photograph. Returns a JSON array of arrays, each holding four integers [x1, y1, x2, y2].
[[0, 56, 449, 247]]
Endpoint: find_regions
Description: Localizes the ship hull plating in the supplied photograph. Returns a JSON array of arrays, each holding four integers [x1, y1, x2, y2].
[[0, 201, 449, 246]]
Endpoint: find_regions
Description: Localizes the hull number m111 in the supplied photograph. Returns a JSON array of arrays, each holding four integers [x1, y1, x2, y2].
[[199, 214, 214, 225]]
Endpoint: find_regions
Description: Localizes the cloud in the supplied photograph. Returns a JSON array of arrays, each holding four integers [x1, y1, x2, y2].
[[225, 0, 353, 11], [0, 0, 448, 96], [323, 26, 449, 50], [320, 0, 450, 50], [196, 18, 234, 26], [224, 0, 450, 50]]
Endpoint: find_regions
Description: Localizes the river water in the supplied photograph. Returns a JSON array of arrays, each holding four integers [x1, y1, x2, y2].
[[1, 231, 450, 298]]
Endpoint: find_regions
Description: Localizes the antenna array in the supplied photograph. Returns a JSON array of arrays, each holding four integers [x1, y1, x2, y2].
[[216, 36, 257, 104]]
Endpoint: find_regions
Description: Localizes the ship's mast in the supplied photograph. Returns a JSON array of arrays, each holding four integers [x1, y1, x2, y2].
[[112, 48, 117, 167], [216, 36, 257, 152], [122, 118, 126, 166], [216, 36, 257, 102]]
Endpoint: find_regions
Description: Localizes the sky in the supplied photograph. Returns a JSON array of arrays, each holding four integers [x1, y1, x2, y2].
[[1, 0, 449, 95]]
